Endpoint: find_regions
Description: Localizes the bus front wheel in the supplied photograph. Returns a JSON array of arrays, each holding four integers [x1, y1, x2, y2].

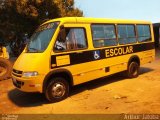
[[45, 77, 69, 102], [127, 61, 139, 78]]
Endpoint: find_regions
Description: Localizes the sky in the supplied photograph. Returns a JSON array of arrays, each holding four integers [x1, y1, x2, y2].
[[75, 0, 160, 23]]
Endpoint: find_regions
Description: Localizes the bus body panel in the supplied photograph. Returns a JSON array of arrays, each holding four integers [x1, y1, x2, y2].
[[12, 17, 155, 93], [51, 48, 154, 86]]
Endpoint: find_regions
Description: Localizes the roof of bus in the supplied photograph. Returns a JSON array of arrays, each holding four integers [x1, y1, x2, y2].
[[43, 17, 151, 25]]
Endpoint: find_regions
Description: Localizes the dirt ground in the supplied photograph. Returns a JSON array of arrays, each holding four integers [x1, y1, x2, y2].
[[0, 50, 160, 114]]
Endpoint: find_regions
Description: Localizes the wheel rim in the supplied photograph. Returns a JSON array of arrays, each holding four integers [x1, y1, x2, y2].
[[0, 64, 7, 76], [51, 82, 66, 98]]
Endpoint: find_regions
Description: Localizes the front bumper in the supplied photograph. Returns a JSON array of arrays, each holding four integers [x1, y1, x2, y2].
[[12, 74, 44, 93]]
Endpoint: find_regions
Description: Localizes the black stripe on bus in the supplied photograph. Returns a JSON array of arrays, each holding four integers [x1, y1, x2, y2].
[[51, 42, 154, 69]]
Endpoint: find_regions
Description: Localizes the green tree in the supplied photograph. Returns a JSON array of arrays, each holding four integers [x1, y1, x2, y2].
[[0, 0, 83, 56]]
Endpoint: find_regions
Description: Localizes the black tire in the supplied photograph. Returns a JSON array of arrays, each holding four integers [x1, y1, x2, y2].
[[45, 77, 69, 102], [126, 61, 140, 78], [0, 58, 12, 80]]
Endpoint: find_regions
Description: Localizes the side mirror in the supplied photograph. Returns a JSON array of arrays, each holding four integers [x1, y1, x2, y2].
[[59, 25, 66, 42]]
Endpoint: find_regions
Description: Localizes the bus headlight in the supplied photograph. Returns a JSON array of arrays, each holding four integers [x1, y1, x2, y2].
[[22, 71, 38, 77]]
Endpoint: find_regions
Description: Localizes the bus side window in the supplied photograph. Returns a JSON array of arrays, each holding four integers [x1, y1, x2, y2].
[[54, 28, 87, 51], [117, 25, 136, 45], [137, 25, 151, 42], [91, 24, 117, 48]]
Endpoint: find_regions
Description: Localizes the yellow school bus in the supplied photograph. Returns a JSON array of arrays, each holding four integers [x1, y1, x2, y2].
[[12, 17, 155, 102]]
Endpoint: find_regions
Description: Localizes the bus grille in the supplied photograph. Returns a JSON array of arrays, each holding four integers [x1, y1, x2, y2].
[[12, 69, 23, 77]]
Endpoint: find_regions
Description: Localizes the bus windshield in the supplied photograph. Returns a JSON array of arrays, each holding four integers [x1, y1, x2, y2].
[[27, 22, 59, 53]]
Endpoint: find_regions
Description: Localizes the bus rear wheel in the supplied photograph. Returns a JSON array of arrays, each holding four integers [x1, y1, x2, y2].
[[127, 61, 139, 78], [45, 77, 69, 102]]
